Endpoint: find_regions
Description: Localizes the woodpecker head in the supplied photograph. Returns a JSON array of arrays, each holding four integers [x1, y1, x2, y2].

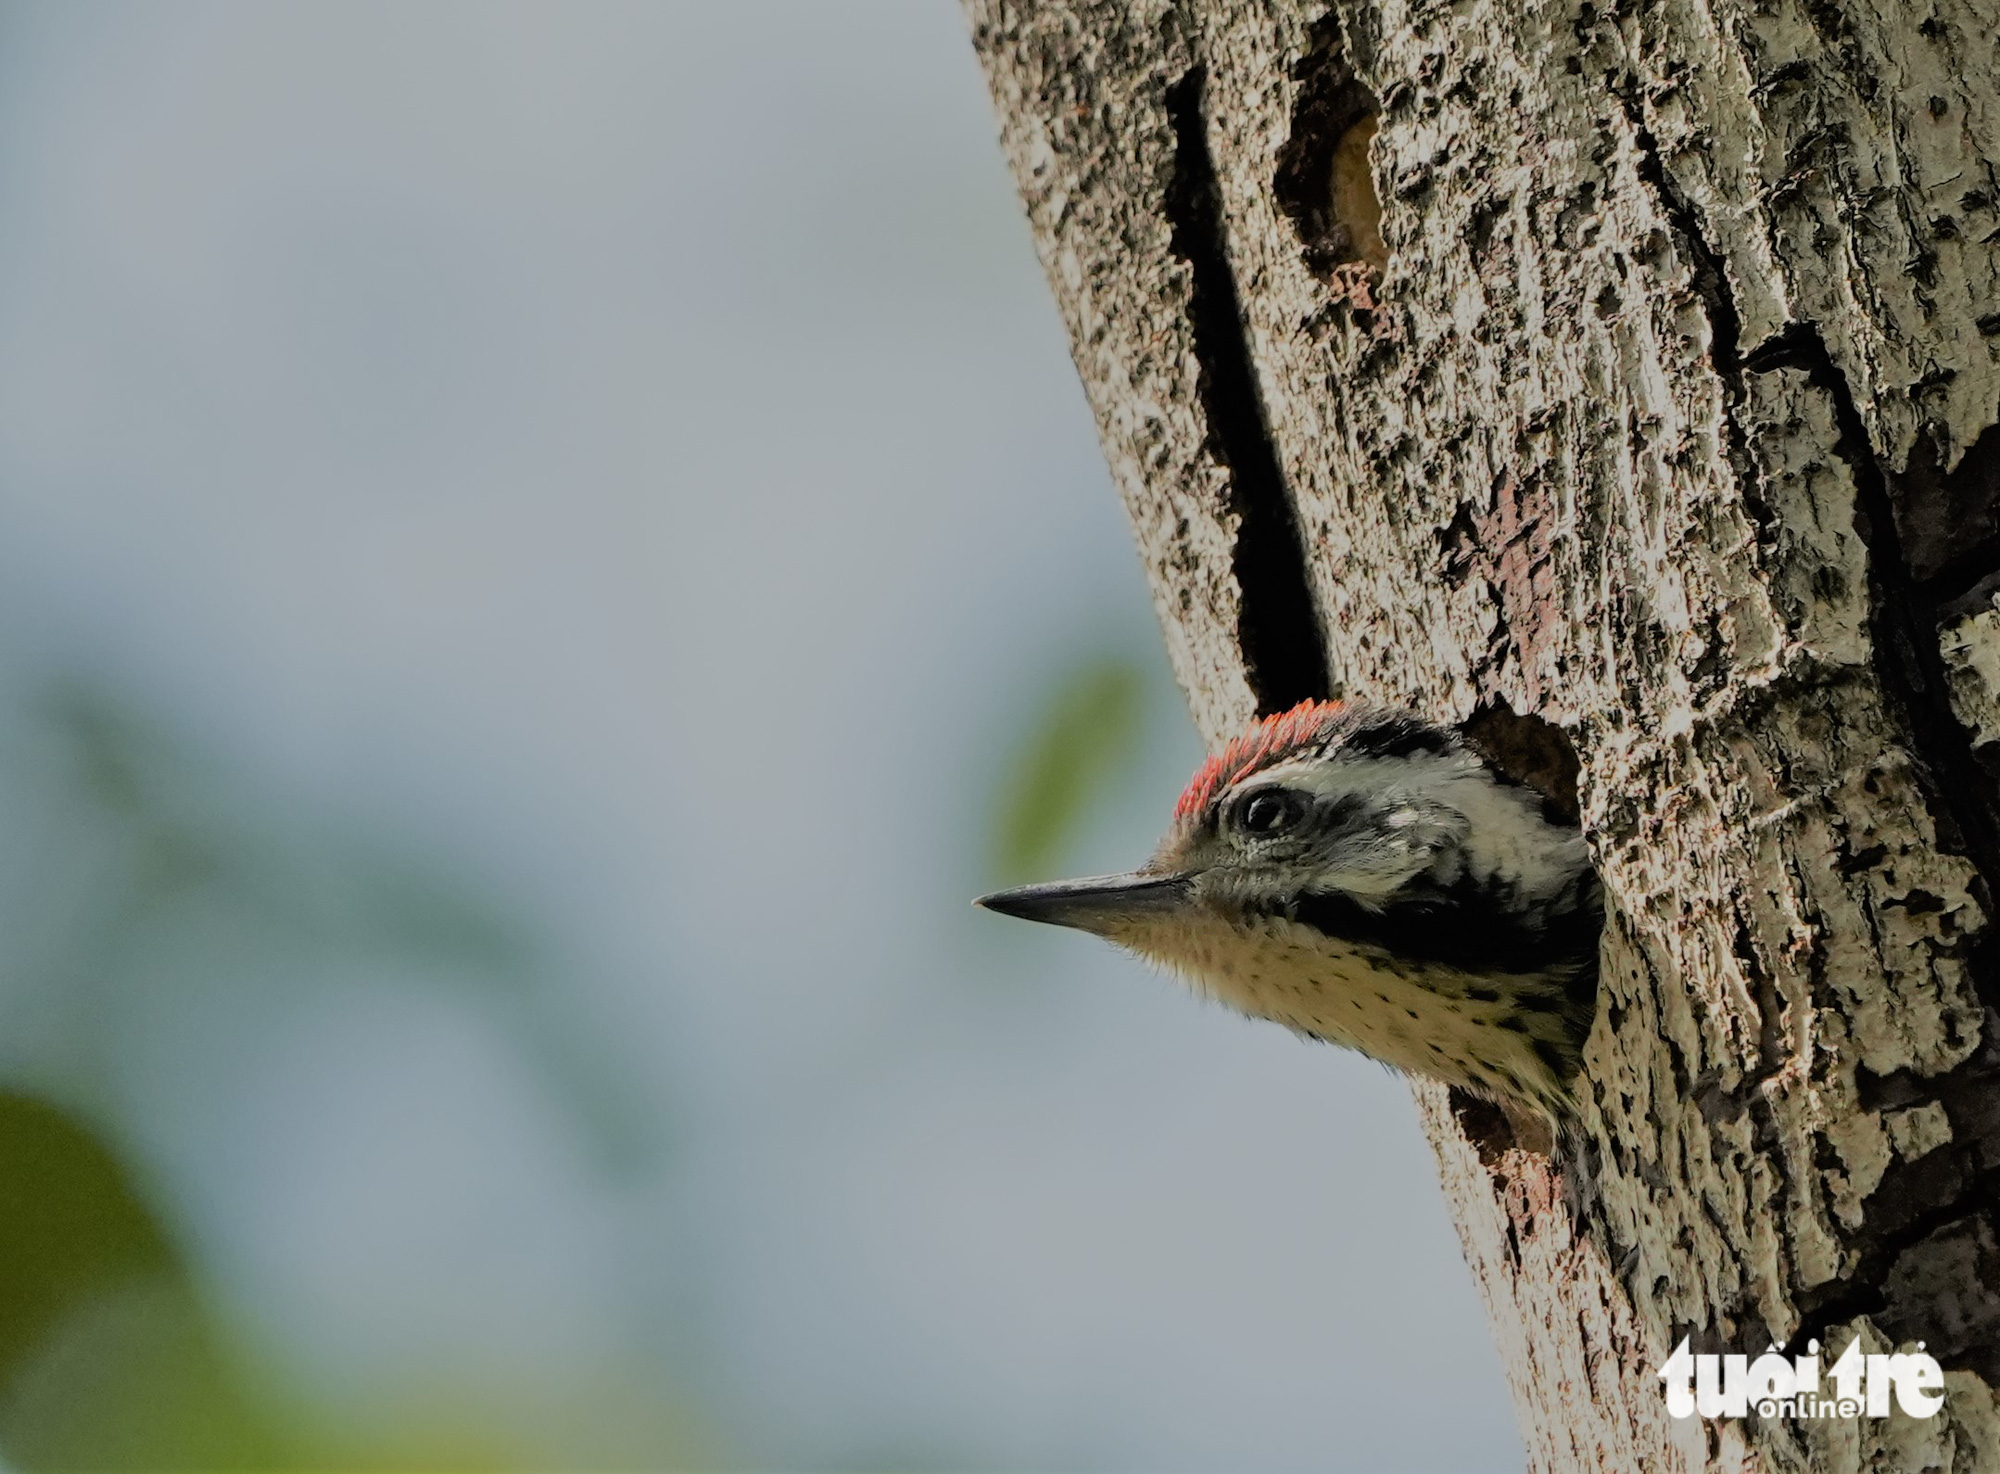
[[977, 701, 1602, 1117]]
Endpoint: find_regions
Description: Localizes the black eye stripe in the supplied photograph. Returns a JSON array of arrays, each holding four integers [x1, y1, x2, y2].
[[1322, 792, 1365, 827]]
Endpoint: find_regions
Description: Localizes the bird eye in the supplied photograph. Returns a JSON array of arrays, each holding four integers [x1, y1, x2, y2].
[[1234, 788, 1308, 836]]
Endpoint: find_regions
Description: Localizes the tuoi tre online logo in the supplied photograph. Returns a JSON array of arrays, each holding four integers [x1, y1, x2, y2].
[[1658, 1336, 1945, 1420]]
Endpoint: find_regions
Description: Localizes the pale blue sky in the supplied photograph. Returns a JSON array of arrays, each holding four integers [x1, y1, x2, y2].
[[0, 3, 1520, 1468]]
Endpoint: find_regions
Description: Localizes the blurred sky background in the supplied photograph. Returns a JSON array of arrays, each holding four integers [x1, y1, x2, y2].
[[0, 3, 1522, 1469]]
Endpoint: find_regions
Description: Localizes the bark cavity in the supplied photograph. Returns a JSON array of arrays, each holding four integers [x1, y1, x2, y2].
[[1274, 14, 1385, 283], [1462, 698, 1584, 827]]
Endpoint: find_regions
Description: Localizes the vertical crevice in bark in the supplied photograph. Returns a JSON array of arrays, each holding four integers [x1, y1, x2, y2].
[[1625, 72, 2000, 936], [1164, 67, 1331, 716], [1619, 84, 2000, 899], [1619, 114, 1753, 467], [1722, 319, 2000, 1384], [1735, 325, 2000, 1384], [1741, 325, 2000, 893]]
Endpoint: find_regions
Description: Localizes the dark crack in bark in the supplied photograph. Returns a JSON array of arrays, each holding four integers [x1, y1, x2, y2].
[[1165, 65, 1331, 715]]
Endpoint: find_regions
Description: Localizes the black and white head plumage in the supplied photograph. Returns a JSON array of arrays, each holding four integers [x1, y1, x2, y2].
[[980, 700, 1604, 1124], [1160, 702, 1600, 977], [1154, 701, 1603, 1109]]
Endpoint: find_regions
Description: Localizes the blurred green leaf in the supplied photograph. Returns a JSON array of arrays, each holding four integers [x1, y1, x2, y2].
[[2, 1276, 289, 1471], [0, 1093, 178, 1393], [989, 658, 1145, 883], [0, 1092, 289, 1469]]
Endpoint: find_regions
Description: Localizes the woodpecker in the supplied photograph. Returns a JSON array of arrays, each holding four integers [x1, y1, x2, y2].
[[977, 700, 1601, 1123]]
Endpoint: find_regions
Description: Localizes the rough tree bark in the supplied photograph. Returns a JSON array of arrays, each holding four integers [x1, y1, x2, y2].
[[966, 2, 2000, 1469]]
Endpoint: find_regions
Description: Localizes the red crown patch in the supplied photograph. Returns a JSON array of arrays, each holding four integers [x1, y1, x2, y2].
[[1173, 699, 1346, 822]]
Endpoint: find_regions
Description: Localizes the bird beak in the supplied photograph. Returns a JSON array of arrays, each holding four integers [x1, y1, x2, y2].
[[974, 870, 1193, 936]]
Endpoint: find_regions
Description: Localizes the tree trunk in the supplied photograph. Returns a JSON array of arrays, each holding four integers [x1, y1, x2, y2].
[[965, 1, 2000, 1469]]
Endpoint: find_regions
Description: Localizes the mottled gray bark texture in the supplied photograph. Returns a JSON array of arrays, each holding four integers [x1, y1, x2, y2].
[[966, 1, 2000, 1469]]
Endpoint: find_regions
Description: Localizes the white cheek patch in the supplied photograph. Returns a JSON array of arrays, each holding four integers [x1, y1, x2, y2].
[[1243, 750, 1586, 908]]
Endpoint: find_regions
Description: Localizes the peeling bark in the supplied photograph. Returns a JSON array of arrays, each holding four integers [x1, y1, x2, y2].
[[967, 0, 2000, 1468]]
